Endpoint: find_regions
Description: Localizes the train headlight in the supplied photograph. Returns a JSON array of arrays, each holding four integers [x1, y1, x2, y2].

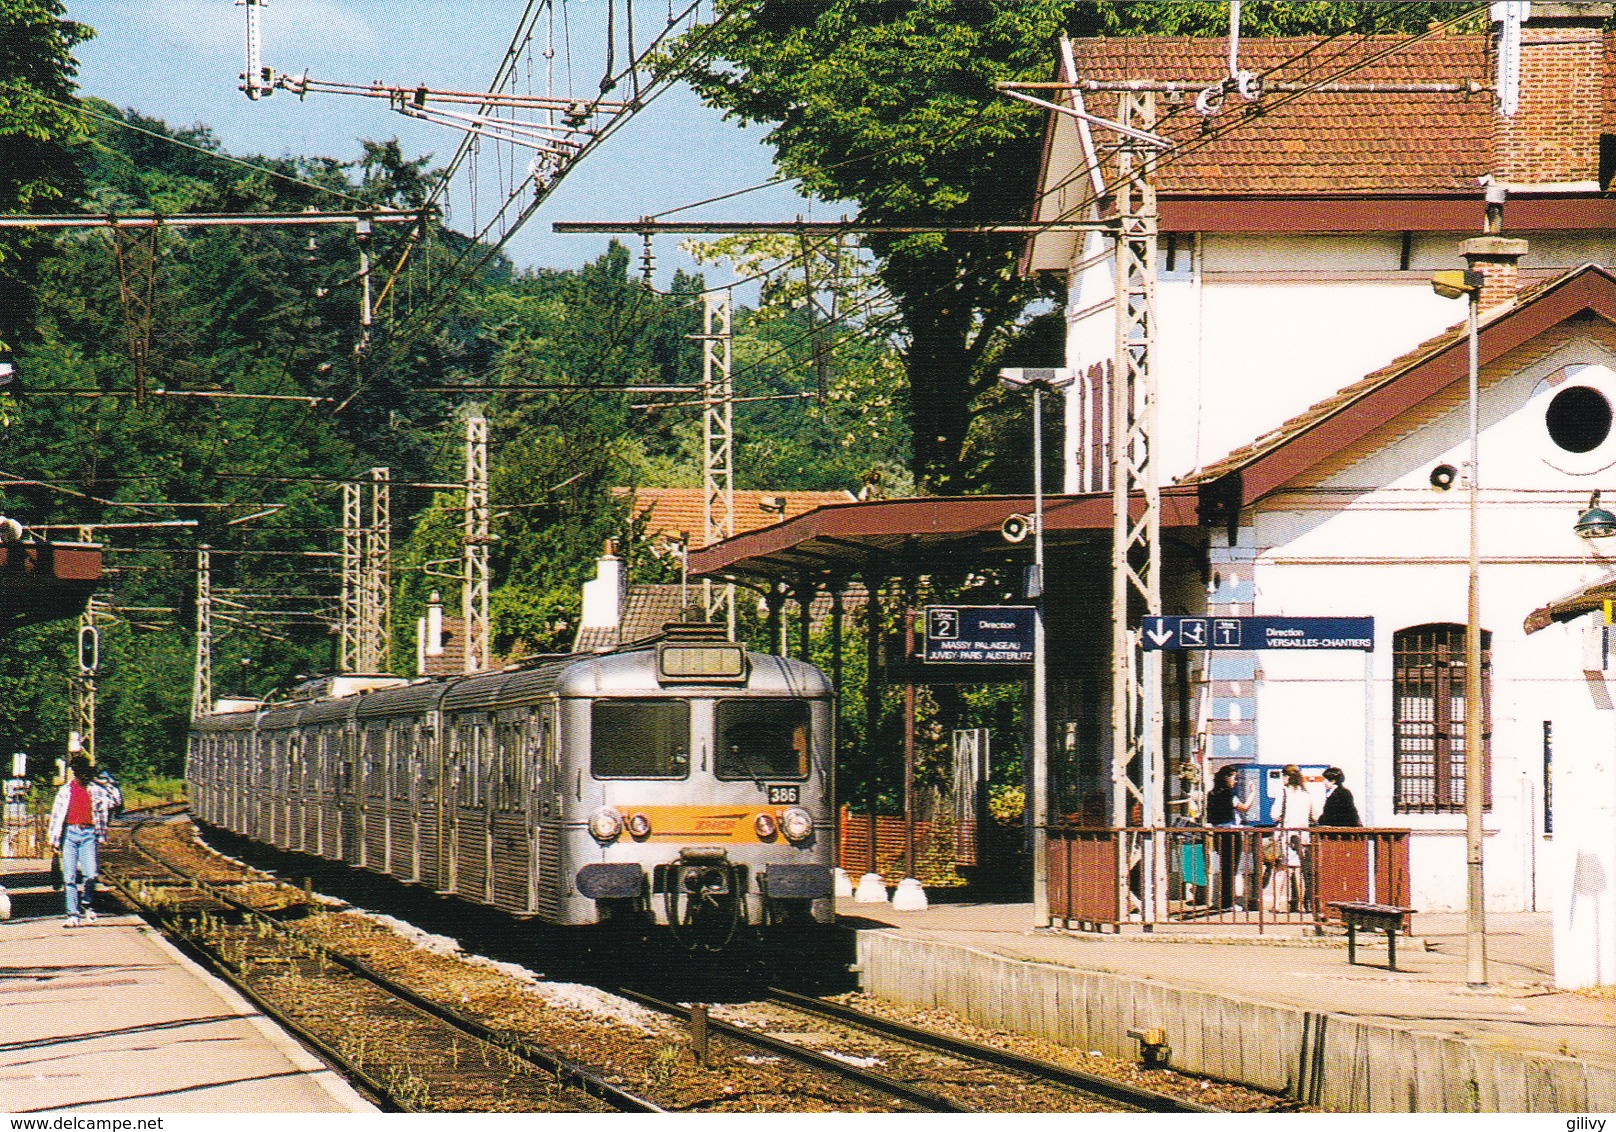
[[588, 807, 623, 843], [626, 812, 652, 839], [753, 812, 778, 839], [780, 807, 814, 842]]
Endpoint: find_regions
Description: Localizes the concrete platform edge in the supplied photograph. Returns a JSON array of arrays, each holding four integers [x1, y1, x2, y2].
[[853, 929, 1616, 1113], [138, 922, 376, 1112]]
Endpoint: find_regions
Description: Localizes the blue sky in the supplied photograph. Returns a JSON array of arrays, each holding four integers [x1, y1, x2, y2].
[[63, 1, 829, 286]]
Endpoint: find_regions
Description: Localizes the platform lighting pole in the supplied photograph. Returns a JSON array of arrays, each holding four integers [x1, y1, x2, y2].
[[1001, 367, 1075, 927], [1431, 262, 1487, 988]]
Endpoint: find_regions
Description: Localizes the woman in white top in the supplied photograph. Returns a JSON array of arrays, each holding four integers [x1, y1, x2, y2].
[[1266, 764, 1318, 913]]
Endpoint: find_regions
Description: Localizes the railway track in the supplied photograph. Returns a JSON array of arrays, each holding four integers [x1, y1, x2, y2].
[[615, 987, 1222, 1113], [103, 812, 662, 1113], [95, 811, 1258, 1113]]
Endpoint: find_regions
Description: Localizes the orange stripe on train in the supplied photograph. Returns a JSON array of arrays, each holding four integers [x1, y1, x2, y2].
[[614, 805, 788, 842]]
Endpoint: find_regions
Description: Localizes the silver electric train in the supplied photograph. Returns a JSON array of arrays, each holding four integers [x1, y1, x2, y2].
[[187, 626, 837, 947]]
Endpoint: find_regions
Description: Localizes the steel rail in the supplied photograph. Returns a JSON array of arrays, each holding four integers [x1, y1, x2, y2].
[[109, 817, 662, 1114], [612, 988, 969, 1112], [102, 817, 411, 1112], [765, 988, 1222, 1115]]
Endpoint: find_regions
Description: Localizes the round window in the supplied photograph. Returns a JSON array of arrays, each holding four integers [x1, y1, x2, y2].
[[1545, 385, 1613, 453]]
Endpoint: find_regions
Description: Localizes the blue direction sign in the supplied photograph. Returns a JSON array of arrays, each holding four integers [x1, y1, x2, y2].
[[1142, 616, 1374, 652], [922, 606, 1035, 663]]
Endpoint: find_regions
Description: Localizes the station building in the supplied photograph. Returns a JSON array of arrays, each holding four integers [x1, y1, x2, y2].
[[691, 5, 1616, 986]]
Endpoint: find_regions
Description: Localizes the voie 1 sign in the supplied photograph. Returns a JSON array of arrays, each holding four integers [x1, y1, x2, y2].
[[1141, 615, 1374, 651], [922, 606, 1035, 663]]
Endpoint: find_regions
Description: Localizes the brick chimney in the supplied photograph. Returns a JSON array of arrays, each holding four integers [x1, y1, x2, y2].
[[1494, 3, 1611, 186], [1463, 235, 1530, 313]]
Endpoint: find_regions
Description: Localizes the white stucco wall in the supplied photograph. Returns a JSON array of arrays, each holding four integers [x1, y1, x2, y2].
[[1063, 231, 1616, 488], [1060, 229, 1616, 982], [1242, 338, 1616, 974]]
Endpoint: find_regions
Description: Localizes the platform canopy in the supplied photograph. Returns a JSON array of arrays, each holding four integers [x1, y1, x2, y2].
[[687, 491, 1200, 585], [0, 541, 103, 632]]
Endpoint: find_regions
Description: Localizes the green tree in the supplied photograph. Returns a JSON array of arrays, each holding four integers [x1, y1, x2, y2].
[[0, 1, 93, 351], [680, 2, 1472, 493], [683, 0, 1070, 493]]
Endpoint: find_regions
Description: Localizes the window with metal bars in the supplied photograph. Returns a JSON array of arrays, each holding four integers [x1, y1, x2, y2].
[[1393, 623, 1492, 813]]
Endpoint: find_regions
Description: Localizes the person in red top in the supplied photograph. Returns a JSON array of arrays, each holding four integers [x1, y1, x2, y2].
[[47, 756, 115, 927]]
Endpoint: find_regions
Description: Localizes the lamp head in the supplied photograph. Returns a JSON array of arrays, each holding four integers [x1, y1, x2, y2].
[[1000, 367, 1075, 393], [1431, 269, 1484, 301], [1575, 491, 1616, 539]]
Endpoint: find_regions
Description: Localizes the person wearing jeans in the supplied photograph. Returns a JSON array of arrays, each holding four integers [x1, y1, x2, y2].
[[47, 755, 116, 927]]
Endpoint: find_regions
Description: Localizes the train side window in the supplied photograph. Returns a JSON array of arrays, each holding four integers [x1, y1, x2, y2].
[[715, 700, 810, 781], [592, 700, 691, 779]]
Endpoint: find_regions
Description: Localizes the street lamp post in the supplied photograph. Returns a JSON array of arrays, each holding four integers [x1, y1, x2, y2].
[[1001, 367, 1075, 926], [1432, 265, 1487, 988]]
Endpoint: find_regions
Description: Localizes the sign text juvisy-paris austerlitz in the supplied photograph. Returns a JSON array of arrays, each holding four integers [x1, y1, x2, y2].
[[922, 606, 1036, 663]]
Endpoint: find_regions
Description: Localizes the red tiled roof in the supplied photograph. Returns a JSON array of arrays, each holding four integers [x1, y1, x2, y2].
[[1061, 23, 1614, 196], [573, 584, 692, 652], [621, 488, 856, 549]]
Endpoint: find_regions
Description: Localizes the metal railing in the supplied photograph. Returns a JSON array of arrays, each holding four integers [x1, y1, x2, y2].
[[1047, 826, 1410, 933], [1, 800, 48, 859]]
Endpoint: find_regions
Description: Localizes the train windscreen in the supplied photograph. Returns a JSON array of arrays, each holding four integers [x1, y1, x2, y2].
[[591, 700, 690, 778], [715, 700, 810, 781]]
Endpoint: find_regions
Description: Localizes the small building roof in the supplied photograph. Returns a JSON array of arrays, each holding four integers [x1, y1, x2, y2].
[[1524, 573, 1616, 634], [622, 487, 856, 550], [572, 584, 691, 652]]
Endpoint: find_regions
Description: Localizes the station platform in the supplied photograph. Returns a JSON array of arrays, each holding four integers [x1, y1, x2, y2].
[[836, 893, 1616, 1112], [0, 859, 374, 1114]]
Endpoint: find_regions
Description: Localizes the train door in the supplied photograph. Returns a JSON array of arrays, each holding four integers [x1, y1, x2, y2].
[[490, 713, 532, 912], [361, 725, 384, 871], [386, 720, 406, 880], [340, 726, 362, 866], [528, 708, 553, 914], [423, 712, 447, 892], [445, 717, 465, 894], [276, 734, 292, 847], [318, 726, 337, 858], [406, 719, 426, 883], [315, 730, 331, 853], [456, 717, 492, 902]]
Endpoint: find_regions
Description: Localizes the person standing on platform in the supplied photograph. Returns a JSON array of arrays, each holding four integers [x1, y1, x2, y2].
[[1265, 764, 1318, 913], [47, 756, 116, 927], [1318, 766, 1362, 826], [1206, 765, 1253, 911]]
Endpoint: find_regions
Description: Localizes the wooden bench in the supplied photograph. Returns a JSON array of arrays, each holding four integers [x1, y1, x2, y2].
[[1329, 901, 1415, 970]]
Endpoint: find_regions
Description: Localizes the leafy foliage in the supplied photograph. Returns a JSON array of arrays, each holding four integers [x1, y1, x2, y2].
[[0, 1, 93, 351]]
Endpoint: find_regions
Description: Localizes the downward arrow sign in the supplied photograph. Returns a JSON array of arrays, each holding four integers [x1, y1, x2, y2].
[[1145, 622, 1174, 648]]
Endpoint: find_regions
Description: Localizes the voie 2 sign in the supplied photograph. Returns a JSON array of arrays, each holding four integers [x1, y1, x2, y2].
[[922, 606, 1035, 663]]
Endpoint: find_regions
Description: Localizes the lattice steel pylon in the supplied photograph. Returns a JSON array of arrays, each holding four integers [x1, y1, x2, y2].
[[1108, 91, 1165, 917], [362, 466, 392, 672], [699, 291, 735, 635], [340, 481, 363, 672], [105, 221, 160, 405], [463, 415, 490, 673], [191, 546, 212, 721]]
